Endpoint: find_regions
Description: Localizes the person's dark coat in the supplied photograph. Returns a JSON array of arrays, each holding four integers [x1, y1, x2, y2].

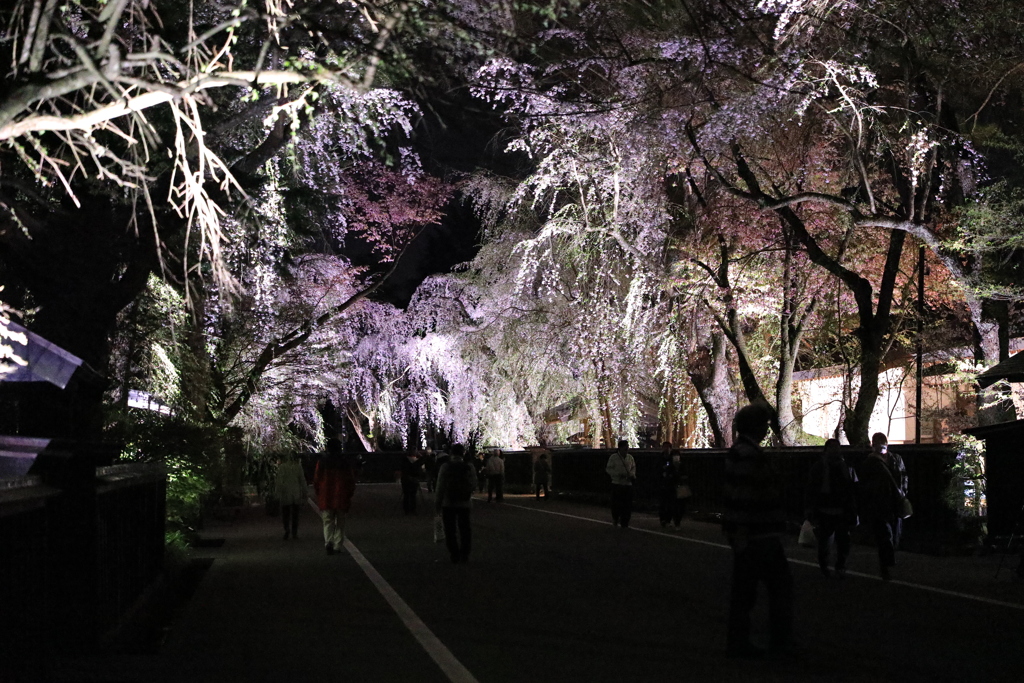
[[805, 455, 857, 524], [659, 456, 682, 492], [533, 456, 551, 481], [400, 454, 424, 482], [856, 454, 904, 523], [435, 457, 478, 509], [722, 436, 786, 540]]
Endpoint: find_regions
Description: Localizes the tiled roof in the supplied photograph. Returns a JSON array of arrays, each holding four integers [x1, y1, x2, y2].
[[977, 351, 1024, 388]]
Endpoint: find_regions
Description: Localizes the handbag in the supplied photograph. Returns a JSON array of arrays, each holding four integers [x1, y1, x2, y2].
[[433, 513, 445, 543], [675, 483, 693, 499], [798, 519, 816, 547]]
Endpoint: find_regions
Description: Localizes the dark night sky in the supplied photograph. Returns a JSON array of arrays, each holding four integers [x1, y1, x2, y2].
[[371, 93, 521, 308]]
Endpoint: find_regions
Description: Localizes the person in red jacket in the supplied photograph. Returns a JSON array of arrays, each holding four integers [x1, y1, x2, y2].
[[314, 438, 357, 555]]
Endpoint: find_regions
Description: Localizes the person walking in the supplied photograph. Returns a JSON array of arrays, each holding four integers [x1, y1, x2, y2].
[[722, 403, 794, 659], [424, 450, 438, 493], [313, 439, 357, 555], [399, 449, 424, 515], [274, 453, 309, 540], [804, 439, 858, 578], [484, 449, 505, 503], [657, 443, 687, 529], [433, 448, 450, 479], [435, 443, 478, 563], [470, 448, 486, 493], [856, 432, 908, 580], [605, 440, 637, 528], [534, 452, 552, 499]]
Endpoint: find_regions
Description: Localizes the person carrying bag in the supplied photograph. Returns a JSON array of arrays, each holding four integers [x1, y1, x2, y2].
[[804, 439, 858, 578], [856, 433, 908, 581]]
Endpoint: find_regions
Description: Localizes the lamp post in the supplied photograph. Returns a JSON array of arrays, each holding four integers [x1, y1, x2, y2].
[[915, 245, 925, 444]]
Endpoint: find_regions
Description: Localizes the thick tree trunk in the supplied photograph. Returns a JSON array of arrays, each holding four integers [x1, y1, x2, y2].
[[775, 356, 799, 446], [0, 192, 155, 439], [840, 230, 906, 447], [776, 225, 815, 446], [842, 338, 884, 447], [344, 401, 375, 452], [688, 330, 735, 448], [974, 299, 1016, 425], [600, 398, 615, 448]]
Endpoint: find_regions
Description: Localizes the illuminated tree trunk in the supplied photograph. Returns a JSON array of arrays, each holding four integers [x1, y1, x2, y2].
[[688, 330, 735, 448], [344, 401, 376, 452], [974, 300, 1016, 425], [727, 147, 906, 448], [777, 223, 817, 445], [182, 290, 213, 424], [600, 399, 615, 447], [697, 225, 811, 445]]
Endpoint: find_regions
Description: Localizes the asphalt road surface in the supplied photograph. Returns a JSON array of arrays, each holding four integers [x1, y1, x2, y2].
[[51, 483, 1024, 683]]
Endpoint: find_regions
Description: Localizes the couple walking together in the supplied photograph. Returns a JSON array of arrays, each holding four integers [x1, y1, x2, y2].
[[605, 440, 689, 529], [307, 440, 477, 564], [272, 440, 357, 553], [805, 432, 909, 581]]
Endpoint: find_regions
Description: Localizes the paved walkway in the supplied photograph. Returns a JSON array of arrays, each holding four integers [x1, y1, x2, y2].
[[49, 484, 1024, 682]]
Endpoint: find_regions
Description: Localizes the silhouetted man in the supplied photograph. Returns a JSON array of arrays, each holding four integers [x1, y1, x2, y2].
[[722, 403, 793, 659], [435, 444, 477, 563], [857, 432, 908, 581]]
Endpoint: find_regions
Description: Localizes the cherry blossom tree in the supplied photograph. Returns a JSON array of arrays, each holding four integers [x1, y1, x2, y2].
[[444, 0, 1024, 447], [0, 1, 453, 439], [703, 0, 1023, 433]]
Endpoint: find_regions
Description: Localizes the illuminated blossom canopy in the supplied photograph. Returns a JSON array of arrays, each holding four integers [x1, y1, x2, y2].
[[1, 0, 1021, 452]]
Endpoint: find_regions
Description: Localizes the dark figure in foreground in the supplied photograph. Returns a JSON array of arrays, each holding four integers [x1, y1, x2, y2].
[[400, 450, 424, 515], [274, 453, 308, 540], [313, 439, 357, 555], [722, 403, 794, 659], [856, 432, 908, 580], [657, 442, 688, 529], [804, 439, 858, 578], [605, 440, 636, 528], [436, 443, 478, 563], [534, 452, 551, 499]]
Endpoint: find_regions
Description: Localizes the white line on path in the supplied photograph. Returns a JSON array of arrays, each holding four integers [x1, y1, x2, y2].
[[306, 499, 479, 683], [503, 502, 1024, 612], [343, 540, 480, 683]]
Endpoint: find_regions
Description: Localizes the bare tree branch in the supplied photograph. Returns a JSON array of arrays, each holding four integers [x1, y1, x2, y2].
[[0, 70, 355, 140]]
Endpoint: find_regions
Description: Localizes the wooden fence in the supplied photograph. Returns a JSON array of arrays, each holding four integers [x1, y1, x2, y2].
[[353, 444, 965, 552], [0, 456, 165, 664]]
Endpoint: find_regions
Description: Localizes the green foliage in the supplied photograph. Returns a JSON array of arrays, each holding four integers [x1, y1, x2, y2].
[[164, 529, 193, 572], [952, 182, 1024, 253], [165, 457, 215, 534], [799, 432, 827, 447], [944, 433, 986, 517], [107, 274, 188, 414], [118, 411, 223, 534]]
